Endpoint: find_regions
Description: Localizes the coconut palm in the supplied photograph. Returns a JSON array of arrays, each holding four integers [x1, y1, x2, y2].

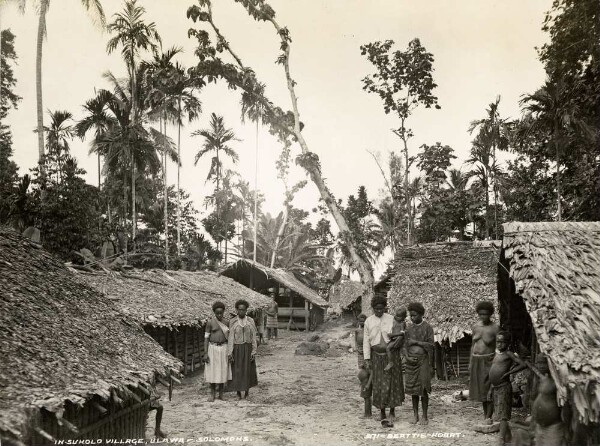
[[34, 0, 105, 171], [519, 77, 594, 221], [106, 0, 161, 240], [75, 89, 115, 188], [447, 168, 469, 191], [193, 113, 239, 256], [468, 97, 509, 236], [43, 110, 74, 184]]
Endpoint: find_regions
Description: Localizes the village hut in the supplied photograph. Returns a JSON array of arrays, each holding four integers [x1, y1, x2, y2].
[[76, 269, 271, 375], [220, 259, 329, 331], [499, 222, 600, 439], [388, 242, 498, 379], [0, 228, 181, 446], [328, 280, 364, 320]]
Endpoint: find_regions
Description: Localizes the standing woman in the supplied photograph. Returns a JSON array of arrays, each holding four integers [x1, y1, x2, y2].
[[363, 296, 405, 422], [227, 299, 258, 399], [265, 291, 279, 341], [203, 301, 231, 401]]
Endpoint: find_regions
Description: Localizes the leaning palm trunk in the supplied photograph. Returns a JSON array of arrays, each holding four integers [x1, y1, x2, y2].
[[554, 120, 562, 221], [36, 1, 49, 170]]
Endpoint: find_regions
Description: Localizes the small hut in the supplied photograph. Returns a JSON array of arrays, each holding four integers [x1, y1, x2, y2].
[[328, 280, 364, 320], [0, 228, 181, 445], [499, 222, 600, 442], [220, 259, 329, 331], [76, 269, 271, 374], [388, 242, 498, 379]]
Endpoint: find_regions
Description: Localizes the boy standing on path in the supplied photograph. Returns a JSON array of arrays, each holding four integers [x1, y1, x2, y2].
[[469, 300, 499, 424]]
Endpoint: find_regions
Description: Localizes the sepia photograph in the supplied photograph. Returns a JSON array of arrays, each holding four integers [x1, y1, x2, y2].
[[0, 0, 598, 445]]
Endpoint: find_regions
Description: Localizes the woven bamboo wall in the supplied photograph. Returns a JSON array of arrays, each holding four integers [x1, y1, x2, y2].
[[31, 389, 150, 445], [145, 326, 205, 374]]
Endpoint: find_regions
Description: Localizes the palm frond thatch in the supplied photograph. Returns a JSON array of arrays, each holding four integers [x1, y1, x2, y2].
[[502, 221, 600, 424]]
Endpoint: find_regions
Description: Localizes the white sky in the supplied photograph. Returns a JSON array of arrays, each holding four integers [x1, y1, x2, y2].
[[1, 0, 550, 274]]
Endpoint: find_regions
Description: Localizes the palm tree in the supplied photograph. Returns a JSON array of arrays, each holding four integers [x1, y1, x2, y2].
[[34, 0, 105, 171], [106, 0, 161, 240], [519, 78, 593, 221], [193, 113, 238, 253], [447, 168, 468, 191], [468, 97, 509, 236], [75, 89, 115, 188], [43, 109, 73, 184], [466, 135, 495, 238]]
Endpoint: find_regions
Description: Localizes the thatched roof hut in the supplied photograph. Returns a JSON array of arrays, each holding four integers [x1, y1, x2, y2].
[[0, 228, 180, 445], [388, 242, 498, 345], [220, 259, 328, 308], [500, 221, 600, 425], [220, 259, 328, 331], [74, 269, 271, 374], [328, 280, 364, 314], [76, 269, 272, 328]]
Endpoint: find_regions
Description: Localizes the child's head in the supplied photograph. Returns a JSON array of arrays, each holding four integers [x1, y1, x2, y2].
[[357, 367, 370, 383], [496, 330, 511, 352], [357, 313, 367, 327], [394, 307, 407, 322]]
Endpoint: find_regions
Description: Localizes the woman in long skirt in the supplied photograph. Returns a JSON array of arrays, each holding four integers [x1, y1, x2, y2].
[[203, 301, 231, 401], [227, 299, 258, 399], [363, 296, 405, 421]]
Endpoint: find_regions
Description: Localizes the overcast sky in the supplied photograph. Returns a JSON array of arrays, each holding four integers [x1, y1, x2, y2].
[[1, 0, 551, 273]]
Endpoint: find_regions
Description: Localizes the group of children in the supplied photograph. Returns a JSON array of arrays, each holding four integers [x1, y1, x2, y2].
[[470, 301, 566, 446]]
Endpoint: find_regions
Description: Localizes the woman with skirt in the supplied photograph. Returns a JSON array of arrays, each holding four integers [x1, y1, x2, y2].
[[203, 301, 231, 401], [227, 299, 258, 399], [363, 296, 405, 422]]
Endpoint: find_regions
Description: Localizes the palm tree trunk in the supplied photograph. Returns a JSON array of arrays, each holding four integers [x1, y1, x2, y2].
[[492, 143, 498, 238], [555, 120, 562, 222], [176, 97, 182, 256], [163, 114, 169, 269], [400, 126, 411, 246], [485, 177, 490, 239], [253, 119, 258, 263], [36, 1, 48, 172], [131, 154, 136, 242], [97, 154, 101, 188]]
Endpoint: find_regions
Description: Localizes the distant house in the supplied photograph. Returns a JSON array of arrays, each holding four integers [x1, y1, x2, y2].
[[220, 259, 329, 331], [499, 222, 600, 443], [0, 228, 181, 445], [328, 280, 364, 320], [76, 269, 271, 374], [388, 242, 498, 379]]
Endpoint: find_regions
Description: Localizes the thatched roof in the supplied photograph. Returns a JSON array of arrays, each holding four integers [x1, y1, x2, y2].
[[75, 269, 272, 328], [388, 242, 498, 344], [0, 228, 180, 441], [502, 221, 600, 424], [220, 259, 329, 308], [328, 280, 364, 312]]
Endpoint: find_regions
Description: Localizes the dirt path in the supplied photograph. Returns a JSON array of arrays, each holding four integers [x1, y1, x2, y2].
[[148, 322, 498, 446]]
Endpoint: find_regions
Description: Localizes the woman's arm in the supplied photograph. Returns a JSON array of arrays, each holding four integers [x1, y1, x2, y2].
[[227, 320, 236, 358], [203, 320, 212, 363]]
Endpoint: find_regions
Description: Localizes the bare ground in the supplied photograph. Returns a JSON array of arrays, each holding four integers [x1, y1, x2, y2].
[[147, 321, 500, 446]]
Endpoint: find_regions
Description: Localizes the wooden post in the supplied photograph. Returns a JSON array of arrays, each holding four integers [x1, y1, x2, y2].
[[174, 328, 179, 361], [165, 328, 170, 354], [456, 344, 460, 377], [304, 300, 309, 332], [287, 293, 294, 331], [184, 326, 189, 374]]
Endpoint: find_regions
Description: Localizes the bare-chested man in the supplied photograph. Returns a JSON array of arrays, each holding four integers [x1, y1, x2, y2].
[[469, 300, 499, 423]]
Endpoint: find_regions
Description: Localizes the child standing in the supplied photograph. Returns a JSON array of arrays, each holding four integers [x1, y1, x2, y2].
[[488, 331, 528, 444], [358, 367, 373, 417], [384, 307, 407, 372], [355, 313, 367, 369]]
